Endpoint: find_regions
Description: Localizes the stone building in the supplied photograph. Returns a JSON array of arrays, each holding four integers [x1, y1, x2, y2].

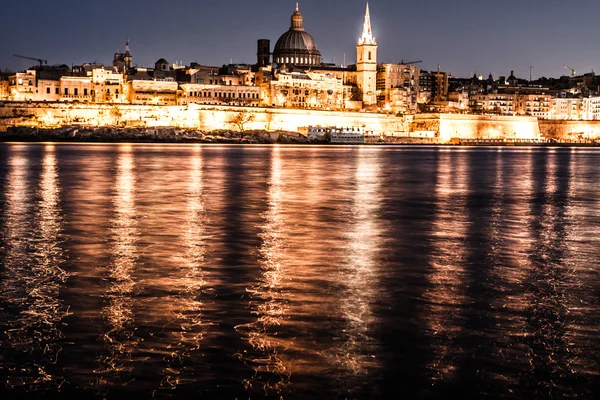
[[37, 79, 61, 101], [376, 63, 420, 113], [259, 3, 378, 110], [419, 68, 449, 104], [127, 80, 178, 105], [113, 40, 133, 71], [356, 3, 378, 107], [470, 92, 551, 118], [265, 69, 357, 110], [179, 84, 261, 107], [8, 71, 37, 101], [153, 58, 176, 81], [91, 67, 126, 103], [549, 96, 600, 120], [272, 4, 321, 68], [59, 76, 94, 102], [0, 79, 9, 100]]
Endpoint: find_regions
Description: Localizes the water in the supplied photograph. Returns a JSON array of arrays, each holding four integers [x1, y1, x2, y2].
[[0, 144, 599, 399]]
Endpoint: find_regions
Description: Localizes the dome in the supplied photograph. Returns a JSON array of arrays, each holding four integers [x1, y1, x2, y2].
[[274, 30, 319, 54], [273, 5, 321, 67]]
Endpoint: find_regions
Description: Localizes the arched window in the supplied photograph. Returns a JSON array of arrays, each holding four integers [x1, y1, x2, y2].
[[368, 51, 372, 61], [286, 57, 289, 64]]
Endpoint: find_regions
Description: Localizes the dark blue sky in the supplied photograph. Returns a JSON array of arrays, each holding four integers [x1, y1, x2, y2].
[[2, 0, 599, 79]]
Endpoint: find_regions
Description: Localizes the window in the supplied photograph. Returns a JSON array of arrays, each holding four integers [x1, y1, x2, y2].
[[55, 88, 59, 95], [64, 88, 68, 95], [83, 88, 87, 95], [46, 87, 50, 94], [368, 51, 372, 61], [107, 88, 110, 94]]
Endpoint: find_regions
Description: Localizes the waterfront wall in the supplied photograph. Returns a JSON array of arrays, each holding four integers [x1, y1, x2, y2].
[[539, 120, 600, 140], [2, 102, 600, 143], [0, 102, 403, 135], [410, 114, 541, 142]]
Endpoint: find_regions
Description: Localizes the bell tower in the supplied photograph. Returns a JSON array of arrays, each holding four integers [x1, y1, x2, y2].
[[356, 2, 377, 107]]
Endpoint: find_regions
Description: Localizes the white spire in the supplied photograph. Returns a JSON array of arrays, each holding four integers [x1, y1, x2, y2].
[[296, 2, 299, 12], [359, 2, 376, 45]]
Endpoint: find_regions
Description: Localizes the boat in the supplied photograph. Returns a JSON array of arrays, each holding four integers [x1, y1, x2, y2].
[[307, 126, 365, 144]]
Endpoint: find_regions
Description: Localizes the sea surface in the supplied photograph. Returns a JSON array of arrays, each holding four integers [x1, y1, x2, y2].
[[0, 144, 599, 399]]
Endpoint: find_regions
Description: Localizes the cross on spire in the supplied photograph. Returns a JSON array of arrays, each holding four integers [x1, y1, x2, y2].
[[359, 2, 376, 45]]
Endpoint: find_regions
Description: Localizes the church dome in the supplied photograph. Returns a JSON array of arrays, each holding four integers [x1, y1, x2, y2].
[[273, 4, 321, 67]]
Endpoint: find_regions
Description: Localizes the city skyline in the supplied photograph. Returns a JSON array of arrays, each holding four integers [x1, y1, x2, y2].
[[2, 0, 599, 79]]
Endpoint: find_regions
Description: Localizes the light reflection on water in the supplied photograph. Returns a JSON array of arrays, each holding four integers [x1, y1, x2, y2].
[[0, 146, 69, 390], [332, 148, 382, 379], [236, 146, 291, 394], [96, 145, 141, 387], [425, 149, 469, 384], [0, 144, 599, 399]]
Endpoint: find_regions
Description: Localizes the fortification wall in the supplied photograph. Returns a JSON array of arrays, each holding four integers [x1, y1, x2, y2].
[[411, 114, 541, 142], [3, 103, 600, 143], [0, 102, 403, 135], [539, 120, 600, 140]]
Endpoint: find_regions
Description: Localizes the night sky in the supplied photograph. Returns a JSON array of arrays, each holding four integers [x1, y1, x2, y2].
[[2, 0, 599, 79]]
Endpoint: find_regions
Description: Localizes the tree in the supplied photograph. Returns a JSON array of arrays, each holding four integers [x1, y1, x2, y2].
[[110, 106, 122, 126], [228, 111, 255, 132]]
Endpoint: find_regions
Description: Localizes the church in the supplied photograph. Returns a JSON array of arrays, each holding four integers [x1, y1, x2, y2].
[[256, 3, 378, 110]]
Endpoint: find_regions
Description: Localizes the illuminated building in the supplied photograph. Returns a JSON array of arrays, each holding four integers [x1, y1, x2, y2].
[[356, 2, 378, 106], [127, 80, 178, 105], [550, 96, 600, 120], [179, 83, 261, 107], [469, 89, 552, 118], [59, 76, 93, 102], [376, 63, 420, 113], [272, 4, 321, 67], [91, 67, 126, 103], [261, 3, 379, 110], [419, 67, 449, 104], [0, 78, 9, 100], [8, 70, 37, 101], [265, 69, 356, 110]]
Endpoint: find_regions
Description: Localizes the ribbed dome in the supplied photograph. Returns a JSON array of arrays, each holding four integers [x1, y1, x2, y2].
[[274, 30, 320, 54], [273, 5, 321, 67]]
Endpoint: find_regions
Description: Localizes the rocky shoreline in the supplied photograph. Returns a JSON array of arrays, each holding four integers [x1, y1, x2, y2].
[[0, 126, 318, 144]]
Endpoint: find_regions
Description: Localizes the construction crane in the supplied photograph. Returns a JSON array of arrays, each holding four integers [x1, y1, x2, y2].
[[564, 65, 576, 77], [400, 60, 422, 65], [13, 54, 47, 67]]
